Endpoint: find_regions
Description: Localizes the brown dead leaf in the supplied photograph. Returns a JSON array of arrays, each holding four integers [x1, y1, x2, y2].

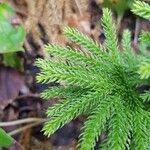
[[0, 66, 25, 109]]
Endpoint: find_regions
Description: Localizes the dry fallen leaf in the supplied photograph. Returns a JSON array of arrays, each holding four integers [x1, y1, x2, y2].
[[0, 66, 25, 109]]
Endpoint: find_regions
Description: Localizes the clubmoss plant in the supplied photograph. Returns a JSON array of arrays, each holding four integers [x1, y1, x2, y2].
[[131, 1, 150, 110], [132, 0, 150, 20], [36, 8, 150, 150], [132, 1, 150, 81], [98, 0, 135, 25], [99, 0, 132, 15]]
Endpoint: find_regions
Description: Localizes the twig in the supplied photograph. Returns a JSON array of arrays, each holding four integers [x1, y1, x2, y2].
[[0, 118, 47, 127], [133, 17, 141, 46], [8, 120, 46, 136], [74, 0, 82, 17], [16, 93, 41, 100]]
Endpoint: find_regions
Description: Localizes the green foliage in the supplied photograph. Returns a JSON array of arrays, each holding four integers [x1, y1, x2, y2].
[[0, 3, 25, 70], [138, 61, 150, 79], [3, 53, 24, 71], [139, 31, 150, 44], [132, 0, 150, 20], [36, 8, 150, 150], [0, 128, 13, 148], [131, 1, 150, 80], [100, 0, 132, 15], [140, 90, 150, 102], [0, 3, 25, 53]]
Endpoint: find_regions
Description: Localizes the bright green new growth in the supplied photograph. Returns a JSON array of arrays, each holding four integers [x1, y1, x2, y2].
[[36, 8, 150, 150], [132, 0, 150, 20]]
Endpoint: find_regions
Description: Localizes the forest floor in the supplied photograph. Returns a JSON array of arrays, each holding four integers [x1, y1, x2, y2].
[[0, 0, 150, 150]]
